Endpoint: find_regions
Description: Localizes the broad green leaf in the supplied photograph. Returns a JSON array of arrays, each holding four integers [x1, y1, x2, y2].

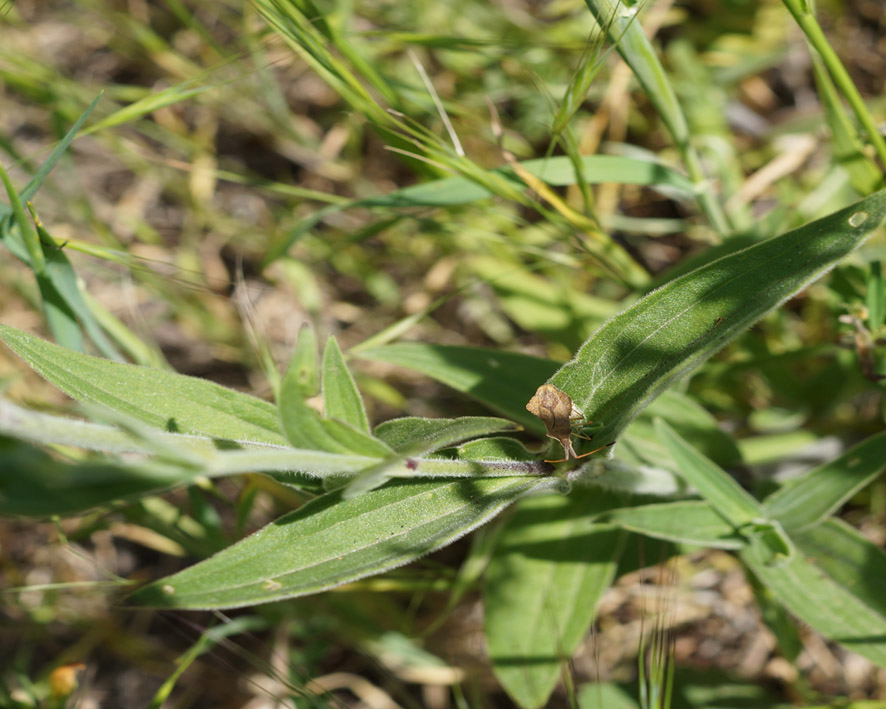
[[453, 437, 536, 462], [742, 528, 886, 666], [655, 420, 762, 527], [606, 500, 744, 549], [373, 416, 522, 454], [763, 432, 886, 530], [0, 323, 287, 445], [486, 489, 625, 709], [129, 476, 563, 609], [792, 519, 886, 620], [0, 435, 193, 517], [357, 344, 558, 434], [550, 192, 886, 450], [322, 335, 369, 432]]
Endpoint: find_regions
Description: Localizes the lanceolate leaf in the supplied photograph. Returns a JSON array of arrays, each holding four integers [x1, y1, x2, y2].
[[373, 416, 522, 454], [606, 500, 745, 549], [655, 420, 763, 527], [742, 527, 886, 667], [763, 432, 886, 530], [0, 324, 287, 445], [549, 192, 886, 449], [792, 518, 886, 619], [322, 335, 370, 433], [129, 476, 564, 609], [486, 489, 625, 709]]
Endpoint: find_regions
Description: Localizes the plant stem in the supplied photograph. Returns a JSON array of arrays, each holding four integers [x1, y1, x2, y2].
[[782, 0, 886, 173]]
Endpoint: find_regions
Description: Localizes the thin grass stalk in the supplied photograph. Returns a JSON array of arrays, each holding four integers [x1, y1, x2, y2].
[[582, 0, 731, 239], [0, 161, 45, 274], [782, 0, 886, 174]]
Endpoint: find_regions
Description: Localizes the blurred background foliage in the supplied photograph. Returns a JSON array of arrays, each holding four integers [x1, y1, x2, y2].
[[0, 0, 884, 706]]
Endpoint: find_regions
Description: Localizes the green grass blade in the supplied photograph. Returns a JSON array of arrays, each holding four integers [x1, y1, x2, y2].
[[763, 432, 886, 530], [811, 54, 883, 195], [781, 0, 886, 171], [0, 160, 44, 273], [549, 191, 886, 450], [582, 0, 729, 236], [18, 93, 101, 205], [606, 500, 745, 549], [322, 335, 369, 433], [0, 324, 287, 444], [359, 155, 695, 208], [128, 476, 563, 609], [485, 489, 624, 709]]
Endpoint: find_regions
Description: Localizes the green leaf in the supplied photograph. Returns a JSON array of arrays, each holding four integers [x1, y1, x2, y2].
[[606, 500, 744, 549], [655, 420, 763, 527], [763, 432, 886, 530], [282, 323, 320, 398], [0, 435, 193, 516], [550, 191, 886, 449], [279, 327, 392, 457], [620, 390, 743, 470], [20, 94, 101, 206], [358, 155, 695, 209], [129, 476, 563, 609], [741, 525, 886, 667], [343, 416, 521, 498], [792, 518, 886, 620], [453, 437, 537, 462], [373, 416, 522, 454], [485, 489, 624, 709], [357, 344, 558, 434], [0, 323, 287, 445], [322, 335, 369, 432], [39, 244, 123, 361]]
